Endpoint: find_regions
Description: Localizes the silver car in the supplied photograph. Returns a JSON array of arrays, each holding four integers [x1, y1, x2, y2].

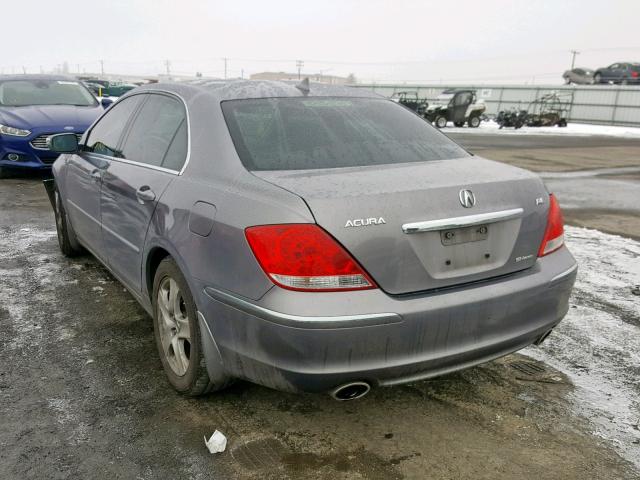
[[563, 68, 595, 85], [46, 80, 577, 400]]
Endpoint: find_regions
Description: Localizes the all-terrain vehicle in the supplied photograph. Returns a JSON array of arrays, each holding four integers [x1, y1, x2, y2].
[[424, 89, 486, 128], [390, 91, 429, 117], [496, 107, 528, 129], [525, 92, 572, 127]]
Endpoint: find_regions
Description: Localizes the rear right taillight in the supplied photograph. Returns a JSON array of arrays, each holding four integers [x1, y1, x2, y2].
[[245, 224, 376, 292], [538, 194, 565, 257], [631, 71, 639, 78]]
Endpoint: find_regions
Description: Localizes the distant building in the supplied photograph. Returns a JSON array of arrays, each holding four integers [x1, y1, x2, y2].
[[250, 71, 355, 85]]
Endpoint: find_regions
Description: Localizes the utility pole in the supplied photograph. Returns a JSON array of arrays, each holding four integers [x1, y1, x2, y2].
[[570, 50, 580, 69], [100, 59, 104, 76], [223, 58, 228, 79], [241, 68, 244, 80], [165, 59, 171, 76], [296, 60, 304, 80], [22, 66, 26, 74]]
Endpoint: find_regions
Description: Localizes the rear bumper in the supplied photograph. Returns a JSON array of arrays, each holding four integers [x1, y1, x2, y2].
[[197, 247, 577, 393]]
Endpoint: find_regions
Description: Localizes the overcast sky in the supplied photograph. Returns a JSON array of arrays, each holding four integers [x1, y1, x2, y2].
[[2, 0, 639, 84]]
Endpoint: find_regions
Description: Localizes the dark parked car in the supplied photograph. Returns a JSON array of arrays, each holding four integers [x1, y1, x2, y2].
[[562, 68, 594, 85], [0, 74, 111, 177], [81, 78, 137, 97], [594, 63, 640, 85], [45, 81, 576, 400]]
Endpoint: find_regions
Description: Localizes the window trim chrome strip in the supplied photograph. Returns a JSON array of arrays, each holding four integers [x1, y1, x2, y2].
[[85, 152, 181, 175], [402, 208, 524, 234]]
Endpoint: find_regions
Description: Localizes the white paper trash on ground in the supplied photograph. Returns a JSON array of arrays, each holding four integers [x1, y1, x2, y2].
[[204, 430, 227, 454]]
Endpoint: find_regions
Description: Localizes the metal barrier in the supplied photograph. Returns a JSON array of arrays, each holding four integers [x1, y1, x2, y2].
[[352, 84, 640, 127]]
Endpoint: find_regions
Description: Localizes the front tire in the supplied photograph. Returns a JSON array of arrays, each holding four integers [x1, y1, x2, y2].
[[153, 257, 230, 396], [54, 189, 83, 257], [594, 73, 602, 84], [435, 115, 447, 128], [468, 115, 481, 128]]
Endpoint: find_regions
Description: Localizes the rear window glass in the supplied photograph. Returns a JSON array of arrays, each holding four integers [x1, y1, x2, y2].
[[222, 97, 468, 171]]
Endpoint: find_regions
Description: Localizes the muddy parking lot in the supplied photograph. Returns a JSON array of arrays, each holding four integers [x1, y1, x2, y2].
[[1, 133, 639, 479]]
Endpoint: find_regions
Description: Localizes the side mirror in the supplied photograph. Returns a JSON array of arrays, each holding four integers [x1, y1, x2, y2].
[[101, 97, 114, 109], [48, 133, 79, 154]]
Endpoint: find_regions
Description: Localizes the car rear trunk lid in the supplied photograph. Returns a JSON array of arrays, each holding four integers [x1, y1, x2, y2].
[[254, 157, 550, 294]]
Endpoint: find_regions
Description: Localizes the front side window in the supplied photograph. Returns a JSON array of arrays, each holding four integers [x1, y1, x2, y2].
[[0, 79, 97, 107], [84, 96, 142, 157], [222, 97, 468, 171], [120, 94, 187, 170]]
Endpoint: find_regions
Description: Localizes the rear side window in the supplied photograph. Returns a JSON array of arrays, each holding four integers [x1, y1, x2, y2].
[[85, 96, 142, 157], [222, 97, 468, 171], [120, 94, 187, 170]]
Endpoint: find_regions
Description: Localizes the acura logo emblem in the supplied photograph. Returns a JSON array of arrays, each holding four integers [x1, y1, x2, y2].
[[459, 189, 475, 208]]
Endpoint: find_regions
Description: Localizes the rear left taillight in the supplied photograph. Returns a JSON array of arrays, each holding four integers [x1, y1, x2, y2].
[[538, 194, 565, 257], [245, 224, 377, 292], [631, 71, 639, 78]]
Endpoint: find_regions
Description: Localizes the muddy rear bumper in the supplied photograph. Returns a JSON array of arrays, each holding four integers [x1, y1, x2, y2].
[[198, 247, 577, 393]]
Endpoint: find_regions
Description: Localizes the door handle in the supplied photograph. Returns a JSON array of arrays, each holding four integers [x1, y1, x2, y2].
[[90, 169, 102, 182], [135, 185, 156, 204]]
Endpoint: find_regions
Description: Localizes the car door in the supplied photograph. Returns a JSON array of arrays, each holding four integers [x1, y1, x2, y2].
[[100, 92, 188, 292], [450, 91, 472, 122], [63, 95, 143, 257], [606, 63, 621, 82]]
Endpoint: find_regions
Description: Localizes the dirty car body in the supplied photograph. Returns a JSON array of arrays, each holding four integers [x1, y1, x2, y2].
[[49, 80, 577, 396]]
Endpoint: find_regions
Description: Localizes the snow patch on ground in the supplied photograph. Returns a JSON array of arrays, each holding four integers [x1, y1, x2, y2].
[[0, 229, 57, 350], [448, 120, 640, 138], [524, 226, 640, 467]]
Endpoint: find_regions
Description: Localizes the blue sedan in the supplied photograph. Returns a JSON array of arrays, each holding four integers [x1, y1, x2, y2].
[[0, 74, 110, 177]]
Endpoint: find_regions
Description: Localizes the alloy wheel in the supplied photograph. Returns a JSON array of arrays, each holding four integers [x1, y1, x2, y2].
[[157, 276, 192, 376]]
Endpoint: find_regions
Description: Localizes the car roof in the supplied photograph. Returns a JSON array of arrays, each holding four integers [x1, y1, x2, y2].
[[134, 79, 380, 102], [441, 88, 475, 94], [0, 74, 80, 82]]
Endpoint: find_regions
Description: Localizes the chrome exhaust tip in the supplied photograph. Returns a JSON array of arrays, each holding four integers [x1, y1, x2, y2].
[[330, 381, 371, 401]]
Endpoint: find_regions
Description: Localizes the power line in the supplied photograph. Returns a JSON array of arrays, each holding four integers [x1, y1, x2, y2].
[[296, 59, 304, 80], [570, 50, 580, 69]]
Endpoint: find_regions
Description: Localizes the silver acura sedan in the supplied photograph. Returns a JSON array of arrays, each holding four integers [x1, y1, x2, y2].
[[45, 80, 577, 400]]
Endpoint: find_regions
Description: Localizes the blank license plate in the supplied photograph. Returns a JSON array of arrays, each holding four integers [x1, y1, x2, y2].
[[440, 224, 488, 246]]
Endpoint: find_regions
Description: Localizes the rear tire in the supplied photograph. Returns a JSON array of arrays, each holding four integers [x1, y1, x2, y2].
[[468, 115, 481, 128], [152, 257, 231, 396], [435, 116, 447, 128], [54, 189, 83, 257]]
